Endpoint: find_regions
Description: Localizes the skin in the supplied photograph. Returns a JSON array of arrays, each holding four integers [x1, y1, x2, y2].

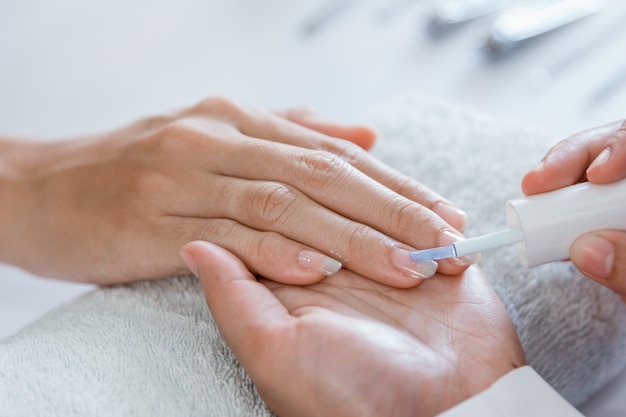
[[0, 97, 470, 285], [180, 240, 526, 417], [522, 119, 626, 298]]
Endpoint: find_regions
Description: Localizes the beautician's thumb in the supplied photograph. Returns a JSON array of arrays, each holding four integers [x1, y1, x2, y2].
[[570, 231, 626, 297]]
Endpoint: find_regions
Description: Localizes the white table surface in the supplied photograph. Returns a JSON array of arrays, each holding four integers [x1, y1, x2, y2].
[[1, 1, 625, 415]]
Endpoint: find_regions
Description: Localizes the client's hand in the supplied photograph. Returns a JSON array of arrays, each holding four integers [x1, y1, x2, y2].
[[180, 240, 526, 417], [522, 120, 626, 297], [0, 97, 469, 285]]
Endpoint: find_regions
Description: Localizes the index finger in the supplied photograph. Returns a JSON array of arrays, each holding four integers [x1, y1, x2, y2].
[[522, 120, 625, 195], [217, 137, 469, 278]]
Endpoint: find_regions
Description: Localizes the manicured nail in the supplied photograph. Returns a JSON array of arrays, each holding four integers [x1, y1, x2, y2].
[[391, 248, 439, 279], [587, 147, 611, 174], [297, 250, 342, 276], [433, 201, 467, 232], [440, 230, 481, 267], [571, 234, 614, 279], [179, 247, 199, 277]]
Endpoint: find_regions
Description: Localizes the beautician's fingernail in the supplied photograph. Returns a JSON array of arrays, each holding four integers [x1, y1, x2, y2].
[[440, 230, 481, 267], [391, 248, 439, 279], [297, 250, 342, 276], [433, 201, 467, 232], [571, 234, 614, 279], [587, 147, 611, 174], [179, 247, 199, 277]]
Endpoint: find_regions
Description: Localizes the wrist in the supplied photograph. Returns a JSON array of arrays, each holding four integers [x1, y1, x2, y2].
[[0, 137, 49, 266]]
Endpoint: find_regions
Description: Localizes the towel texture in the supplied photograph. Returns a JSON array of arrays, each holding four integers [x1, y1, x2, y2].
[[2, 94, 625, 416]]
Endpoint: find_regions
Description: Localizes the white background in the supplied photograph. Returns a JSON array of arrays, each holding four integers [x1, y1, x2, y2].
[[1, 0, 625, 415]]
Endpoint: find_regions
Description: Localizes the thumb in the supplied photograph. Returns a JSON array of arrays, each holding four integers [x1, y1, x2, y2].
[[179, 241, 290, 358], [570, 231, 626, 297], [178, 241, 255, 316]]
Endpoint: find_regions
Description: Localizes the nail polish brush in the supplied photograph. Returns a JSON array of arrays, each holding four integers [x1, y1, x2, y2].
[[410, 178, 626, 268]]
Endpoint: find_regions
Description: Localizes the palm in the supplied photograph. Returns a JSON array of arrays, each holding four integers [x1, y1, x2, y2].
[[255, 267, 524, 417], [192, 242, 525, 417]]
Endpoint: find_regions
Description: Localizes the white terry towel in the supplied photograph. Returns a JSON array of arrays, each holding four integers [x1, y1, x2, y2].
[[1, 94, 625, 416]]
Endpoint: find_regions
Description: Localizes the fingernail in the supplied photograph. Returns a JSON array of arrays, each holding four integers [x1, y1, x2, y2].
[[433, 201, 467, 232], [572, 234, 615, 279], [297, 250, 342, 276], [440, 230, 481, 267], [179, 247, 199, 277], [391, 248, 439, 279], [587, 147, 611, 174]]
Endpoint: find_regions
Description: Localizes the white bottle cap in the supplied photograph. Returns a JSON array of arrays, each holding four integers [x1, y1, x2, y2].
[[506, 178, 626, 268]]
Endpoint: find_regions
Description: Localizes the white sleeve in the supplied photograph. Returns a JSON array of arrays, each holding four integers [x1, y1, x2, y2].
[[437, 366, 585, 417]]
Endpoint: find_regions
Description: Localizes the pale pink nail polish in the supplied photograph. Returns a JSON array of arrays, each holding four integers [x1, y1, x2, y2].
[[297, 250, 342, 276], [391, 248, 439, 279]]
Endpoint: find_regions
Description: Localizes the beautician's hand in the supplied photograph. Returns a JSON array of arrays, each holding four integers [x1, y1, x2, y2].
[[522, 120, 626, 297], [180, 240, 526, 417], [0, 97, 469, 285]]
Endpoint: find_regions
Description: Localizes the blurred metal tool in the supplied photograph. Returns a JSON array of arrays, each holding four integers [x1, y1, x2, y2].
[[528, 11, 626, 90], [589, 59, 626, 104], [376, 0, 421, 23], [300, 0, 357, 36], [483, 0, 605, 59], [427, 0, 515, 37]]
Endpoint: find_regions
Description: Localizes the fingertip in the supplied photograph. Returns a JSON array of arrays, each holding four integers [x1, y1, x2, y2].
[[521, 160, 563, 196], [569, 231, 626, 298], [520, 166, 543, 196], [179, 240, 205, 277], [317, 124, 378, 150], [282, 107, 377, 150], [350, 126, 377, 150], [433, 201, 467, 232], [570, 233, 615, 281], [390, 247, 438, 283], [179, 240, 250, 287]]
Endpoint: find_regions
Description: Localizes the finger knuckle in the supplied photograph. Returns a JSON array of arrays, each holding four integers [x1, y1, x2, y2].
[[252, 231, 284, 264], [150, 117, 226, 156], [322, 139, 365, 166], [392, 174, 421, 200], [385, 199, 422, 233], [194, 96, 248, 119], [133, 115, 172, 134], [297, 151, 347, 189], [339, 222, 375, 259], [198, 219, 239, 242], [152, 119, 200, 147], [249, 183, 297, 228]]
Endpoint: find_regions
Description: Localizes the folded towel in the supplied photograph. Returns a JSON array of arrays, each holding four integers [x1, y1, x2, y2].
[[2, 94, 625, 416]]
